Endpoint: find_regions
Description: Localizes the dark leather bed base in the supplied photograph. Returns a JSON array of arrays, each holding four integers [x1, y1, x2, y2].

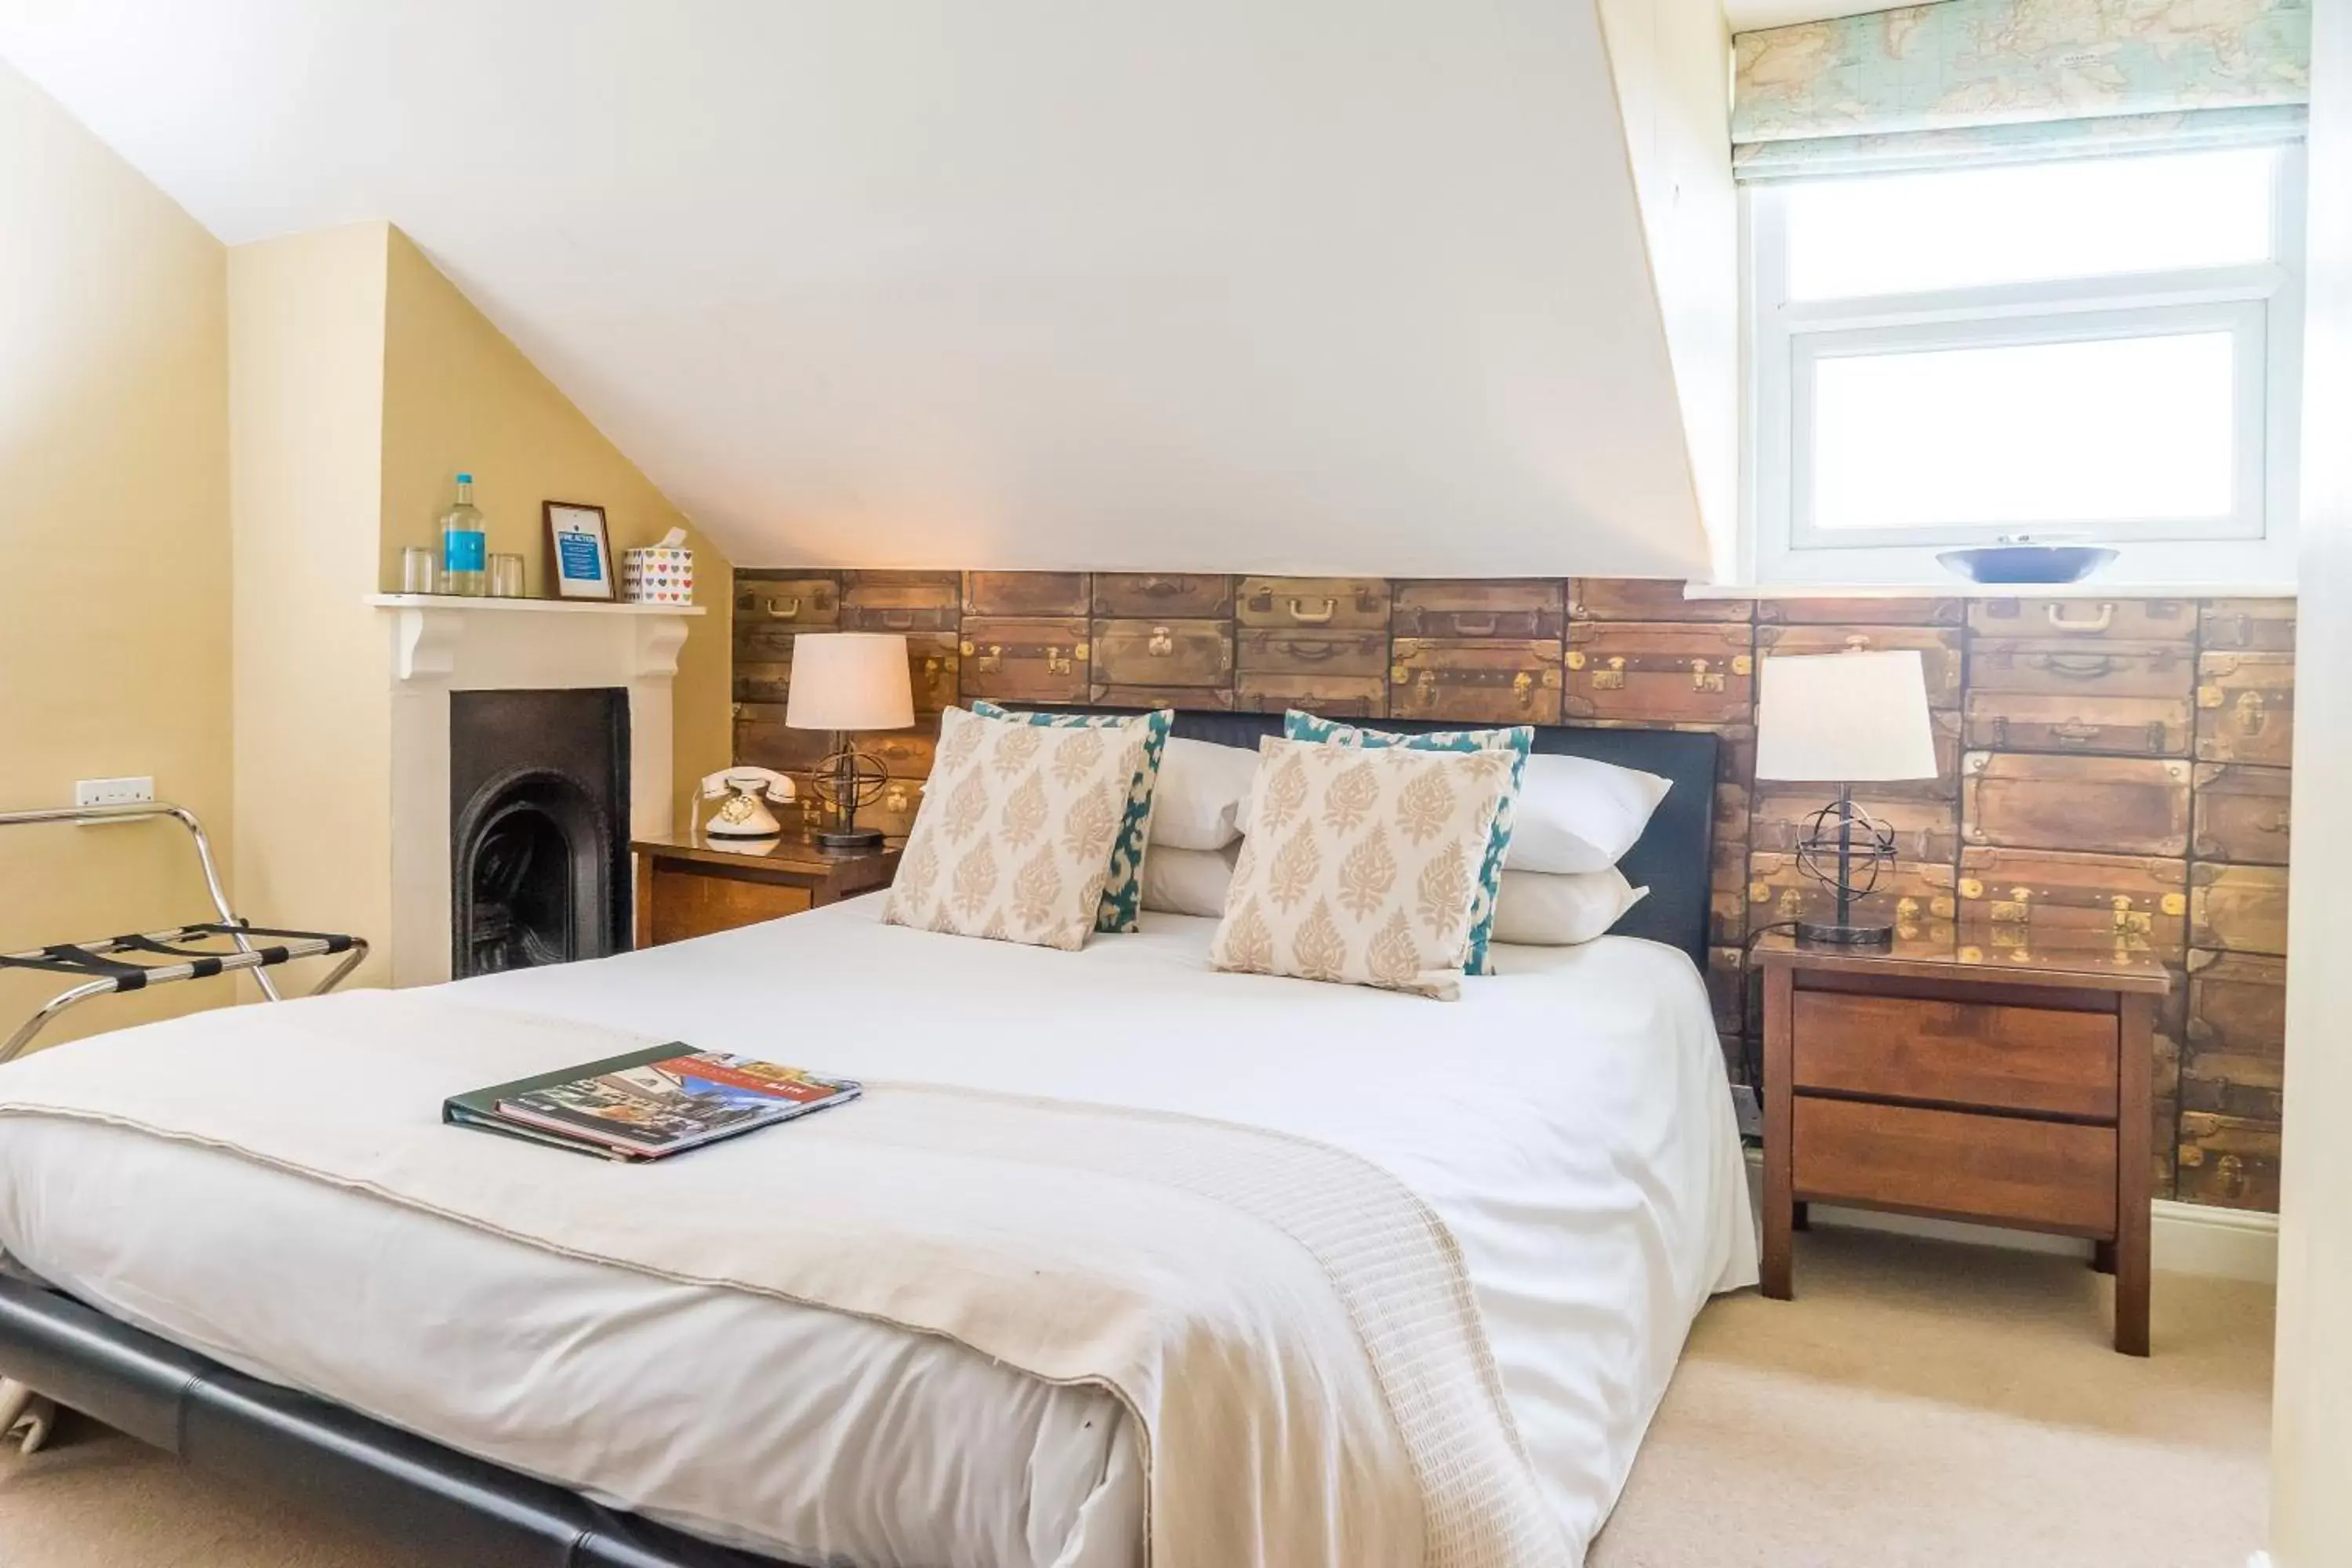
[[0, 1276, 804, 1567]]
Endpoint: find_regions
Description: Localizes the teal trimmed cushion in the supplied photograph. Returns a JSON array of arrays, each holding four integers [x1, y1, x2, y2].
[[971, 702, 1174, 933], [1280, 710, 1531, 975]]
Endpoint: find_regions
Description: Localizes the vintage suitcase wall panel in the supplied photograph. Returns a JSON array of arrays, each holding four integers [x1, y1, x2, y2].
[[1959, 753, 2192, 857], [2190, 764, 2290, 864], [1566, 622, 1751, 724], [1754, 624, 1964, 708], [730, 572, 2296, 1214], [962, 572, 1090, 618], [1392, 639, 1564, 724], [2196, 653, 2294, 766], [1392, 580, 1565, 639], [839, 569, 960, 632], [1236, 577, 1390, 630], [2184, 951, 2285, 1121], [2190, 864, 2289, 955], [1966, 597, 2195, 642], [2199, 600, 2296, 652], [957, 616, 1091, 704], [1962, 692, 2194, 757], [1969, 638, 2195, 699], [1092, 573, 1234, 619]]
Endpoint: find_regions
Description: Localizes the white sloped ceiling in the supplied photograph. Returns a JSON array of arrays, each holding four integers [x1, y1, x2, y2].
[[0, 0, 1725, 575]]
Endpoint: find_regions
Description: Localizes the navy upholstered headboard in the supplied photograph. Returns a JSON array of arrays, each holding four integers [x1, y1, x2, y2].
[[1064, 710, 1719, 971]]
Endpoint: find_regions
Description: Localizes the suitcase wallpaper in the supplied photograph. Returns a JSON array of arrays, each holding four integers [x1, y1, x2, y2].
[[733, 573, 2296, 1213]]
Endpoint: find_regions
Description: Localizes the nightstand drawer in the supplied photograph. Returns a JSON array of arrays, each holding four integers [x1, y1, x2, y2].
[[1793, 991, 2118, 1120], [1795, 1098, 2118, 1235]]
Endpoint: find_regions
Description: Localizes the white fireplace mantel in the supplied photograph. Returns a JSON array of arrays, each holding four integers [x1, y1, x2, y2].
[[368, 593, 704, 988]]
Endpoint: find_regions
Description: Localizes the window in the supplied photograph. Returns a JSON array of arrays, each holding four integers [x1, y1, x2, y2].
[[1745, 145, 2305, 585]]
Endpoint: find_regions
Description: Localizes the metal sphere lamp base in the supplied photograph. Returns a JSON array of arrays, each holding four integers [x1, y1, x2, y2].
[[811, 740, 891, 853], [1793, 784, 1899, 949]]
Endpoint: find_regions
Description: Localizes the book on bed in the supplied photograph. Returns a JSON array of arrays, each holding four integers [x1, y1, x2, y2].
[[444, 1045, 860, 1160]]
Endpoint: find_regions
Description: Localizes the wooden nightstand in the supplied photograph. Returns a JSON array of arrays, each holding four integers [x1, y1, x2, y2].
[[1755, 931, 2172, 1356], [630, 831, 899, 949]]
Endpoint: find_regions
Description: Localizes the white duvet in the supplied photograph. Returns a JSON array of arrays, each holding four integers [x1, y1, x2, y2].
[[0, 898, 1756, 1567]]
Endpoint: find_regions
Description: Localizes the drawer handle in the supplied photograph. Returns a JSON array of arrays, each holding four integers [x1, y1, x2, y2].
[[764, 596, 801, 620], [2045, 602, 2116, 633], [1287, 597, 1338, 625]]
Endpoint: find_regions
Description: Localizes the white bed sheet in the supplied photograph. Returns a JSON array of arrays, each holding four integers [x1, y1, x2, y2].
[[0, 898, 1755, 1567]]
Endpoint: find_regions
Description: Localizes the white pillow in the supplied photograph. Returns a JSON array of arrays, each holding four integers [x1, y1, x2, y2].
[[1147, 737, 1259, 851], [1490, 867, 1648, 946], [1140, 844, 1240, 918], [1502, 753, 1672, 873]]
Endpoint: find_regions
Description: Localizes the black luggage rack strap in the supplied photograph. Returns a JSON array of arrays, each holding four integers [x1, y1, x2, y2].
[[0, 803, 368, 1064]]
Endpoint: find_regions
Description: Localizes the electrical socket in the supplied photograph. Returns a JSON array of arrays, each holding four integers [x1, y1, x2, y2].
[[74, 775, 154, 810]]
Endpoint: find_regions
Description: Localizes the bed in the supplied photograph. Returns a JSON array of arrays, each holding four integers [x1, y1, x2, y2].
[[0, 717, 1756, 1568]]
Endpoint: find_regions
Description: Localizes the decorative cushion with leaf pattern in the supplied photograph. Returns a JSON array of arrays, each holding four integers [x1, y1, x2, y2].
[[1280, 711, 1532, 976], [1209, 737, 1515, 1000], [883, 707, 1151, 951], [969, 702, 1174, 933]]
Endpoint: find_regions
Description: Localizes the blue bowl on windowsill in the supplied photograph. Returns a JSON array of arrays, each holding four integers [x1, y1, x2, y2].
[[1936, 543, 2118, 585]]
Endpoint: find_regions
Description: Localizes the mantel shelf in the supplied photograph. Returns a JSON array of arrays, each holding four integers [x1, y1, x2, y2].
[[366, 593, 706, 616]]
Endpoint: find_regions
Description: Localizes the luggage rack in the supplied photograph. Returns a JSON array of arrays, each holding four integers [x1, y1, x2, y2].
[[0, 802, 367, 1064]]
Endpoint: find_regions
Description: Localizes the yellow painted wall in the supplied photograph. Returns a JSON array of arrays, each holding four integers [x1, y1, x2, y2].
[[227, 223, 395, 989], [0, 61, 234, 1048], [379, 228, 733, 832]]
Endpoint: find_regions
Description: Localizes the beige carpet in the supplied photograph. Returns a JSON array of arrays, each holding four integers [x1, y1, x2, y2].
[[0, 1229, 2272, 1567]]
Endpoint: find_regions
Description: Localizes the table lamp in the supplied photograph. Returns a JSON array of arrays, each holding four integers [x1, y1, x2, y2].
[[1754, 648, 1939, 947], [785, 632, 915, 851]]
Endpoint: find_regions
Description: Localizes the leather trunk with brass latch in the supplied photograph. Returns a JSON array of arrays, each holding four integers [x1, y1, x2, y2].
[[2196, 652, 2294, 766], [1565, 622, 1752, 724], [840, 569, 960, 633], [957, 615, 1091, 704], [1092, 573, 1234, 619], [1969, 637, 2195, 699], [1234, 576, 1389, 630], [961, 572, 1091, 619], [1390, 638, 1564, 724], [2183, 950, 2286, 1122], [1955, 847, 2188, 960]]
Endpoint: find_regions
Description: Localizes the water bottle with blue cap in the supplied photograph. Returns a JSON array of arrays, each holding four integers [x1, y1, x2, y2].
[[439, 471, 488, 596]]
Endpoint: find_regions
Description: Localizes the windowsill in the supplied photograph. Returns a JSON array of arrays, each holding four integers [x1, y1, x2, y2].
[[1685, 578, 2297, 600], [1701, 534, 2299, 598]]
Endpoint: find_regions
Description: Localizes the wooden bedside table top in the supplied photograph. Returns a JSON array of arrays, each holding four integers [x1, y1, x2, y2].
[[1750, 929, 2172, 994], [629, 829, 902, 876]]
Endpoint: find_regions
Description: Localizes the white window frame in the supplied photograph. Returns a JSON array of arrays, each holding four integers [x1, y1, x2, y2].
[[1741, 143, 2307, 590]]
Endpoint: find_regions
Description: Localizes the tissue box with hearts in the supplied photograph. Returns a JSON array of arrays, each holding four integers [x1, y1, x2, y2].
[[622, 530, 695, 604]]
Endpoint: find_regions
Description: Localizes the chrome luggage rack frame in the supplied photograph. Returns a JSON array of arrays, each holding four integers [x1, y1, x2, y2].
[[0, 802, 368, 1064]]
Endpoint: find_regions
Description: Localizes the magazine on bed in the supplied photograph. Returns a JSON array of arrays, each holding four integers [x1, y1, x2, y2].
[[444, 1045, 860, 1161]]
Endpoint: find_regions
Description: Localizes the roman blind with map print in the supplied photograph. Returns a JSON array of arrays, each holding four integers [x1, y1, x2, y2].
[[1732, 0, 2314, 178]]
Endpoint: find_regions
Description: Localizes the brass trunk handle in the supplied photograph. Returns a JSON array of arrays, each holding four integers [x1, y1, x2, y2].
[[880, 609, 916, 631], [1287, 597, 1338, 625], [1453, 613, 1499, 637], [1283, 638, 1337, 662], [2045, 602, 2116, 633], [1139, 575, 1184, 597]]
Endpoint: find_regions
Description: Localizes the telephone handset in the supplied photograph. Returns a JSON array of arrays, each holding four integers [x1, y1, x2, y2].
[[699, 768, 797, 839]]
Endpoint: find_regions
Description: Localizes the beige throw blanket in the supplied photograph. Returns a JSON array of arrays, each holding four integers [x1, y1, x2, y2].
[[0, 990, 1570, 1568]]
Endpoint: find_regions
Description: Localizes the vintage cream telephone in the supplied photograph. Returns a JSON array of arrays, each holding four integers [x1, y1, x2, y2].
[[698, 767, 797, 839]]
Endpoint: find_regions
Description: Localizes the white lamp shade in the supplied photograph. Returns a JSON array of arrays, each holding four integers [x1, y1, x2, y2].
[[1754, 650, 1939, 782], [784, 633, 915, 731]]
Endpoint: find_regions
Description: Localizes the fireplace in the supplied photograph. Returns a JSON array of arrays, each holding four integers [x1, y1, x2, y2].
[[448, 689, 630, 978]]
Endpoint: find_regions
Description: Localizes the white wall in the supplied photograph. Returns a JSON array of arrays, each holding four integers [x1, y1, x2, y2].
[[2269, 0, 2352, 1559]]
